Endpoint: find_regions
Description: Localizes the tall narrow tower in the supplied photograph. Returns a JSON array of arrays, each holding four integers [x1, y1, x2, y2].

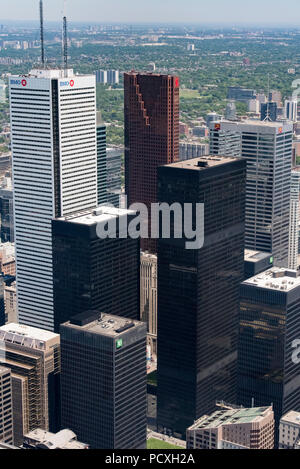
[[124, 72, 180, 253], [10, 69, 97, 330], [39, 0, 45, 66]]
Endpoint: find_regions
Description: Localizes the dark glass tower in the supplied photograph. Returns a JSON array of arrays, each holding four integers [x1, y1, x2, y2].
[[238, 267, 300, 446], [261, 102, 278, 122], [124, 72, 180, 253], [156, 155, 246, 438], [0, 187, 14, 243], [60, 310, 147, 449], [52, 206, 140, 333]]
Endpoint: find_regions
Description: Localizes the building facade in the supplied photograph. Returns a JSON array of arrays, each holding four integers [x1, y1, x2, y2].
[[238, 268, 300, 446], [279, 411, 300, 449], [10, 69, 97, 331], [140, 252, 157, 357], [124, 72, 179, 253], [157, 156, 246, 438], [0, 366, 14, 445], [186, 405, 274, 450], [0, 323, 60, 446], [210, 120, 293, 267], [288, 170, 300, 270], [60, 311, 147, 449], [52, 206, 140, 332]]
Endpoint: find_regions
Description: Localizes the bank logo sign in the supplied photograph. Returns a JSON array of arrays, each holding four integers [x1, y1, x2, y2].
[[11, 79, 27, 87], [116, 339, 123, 349], [60, 79, 75, 87]]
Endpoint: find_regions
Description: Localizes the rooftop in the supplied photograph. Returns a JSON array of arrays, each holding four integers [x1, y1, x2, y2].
[[24, 429, 89, 450], [243, 267, 300, 292], [244, 249, 273, 263], [189, 406, 273, 430], [210, 119, 293, 132], [64, 311, 143, 338], [57, 206, 136, 226], [280, 411, 300, 426], [165, 155, 240, 171], [0, 323, 59, 350], [0, 365, 10, 376]]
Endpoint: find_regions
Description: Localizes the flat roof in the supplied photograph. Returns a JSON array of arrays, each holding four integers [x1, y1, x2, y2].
[[281, 411, 300, 425], [244, 249, 272, 263], [25, 429, 88, 449], [189, 406, 272, 430], [0, 366, 10, 376], [57, 206, 136, 226], [165, 155, 240, 171], [64, 312, 143, 338], [0, 323, 59, 349], [243, 267, 300, 292], [210, 119, 293, 132]]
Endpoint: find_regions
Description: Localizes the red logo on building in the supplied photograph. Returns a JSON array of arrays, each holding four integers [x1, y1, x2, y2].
[[70, 80, 74, 87], [21, 79, 27, 87], [215, 123, 221, 131], [175, 77, 179, 88], [278, 127, 283, 134]]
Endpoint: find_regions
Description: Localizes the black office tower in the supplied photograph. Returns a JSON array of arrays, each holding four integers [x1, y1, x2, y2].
[[238, 267, 300, 445], [60, 311, 147, 449], [52, 206, 140, 333], [157, 156, 246, 438]]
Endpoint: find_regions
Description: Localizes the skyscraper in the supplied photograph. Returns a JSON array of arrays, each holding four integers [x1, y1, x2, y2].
[[156, 155, 246, 438], [60, 310, 147, 449], [0, 323, 60, 446], [210, 120, 293, 267], [285, 100, 298, 122], [238, 267, 300, 445], [52, 206, 140, 332], [124, 72, 179, 253], [140, 252, 157, 356], [288, 169, 300, 270], [9, 69, 97, 331]]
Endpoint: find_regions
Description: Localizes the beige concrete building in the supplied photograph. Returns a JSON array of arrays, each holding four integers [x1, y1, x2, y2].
[[187, 404, 274, 449], [0, 366, 14, 445], [140, 253, 157, 357], [279, 411, 300, 449], [0, 324, 60, 446], [4, 281, 17, 324]]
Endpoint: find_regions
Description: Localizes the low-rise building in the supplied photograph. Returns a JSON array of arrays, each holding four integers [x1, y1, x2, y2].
[[23, 429, 89, 450], [186, 405, 274, 449], [279, 411, 300, 449]]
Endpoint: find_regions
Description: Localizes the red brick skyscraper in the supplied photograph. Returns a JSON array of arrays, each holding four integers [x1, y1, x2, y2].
[[124, 72, 180, 253]]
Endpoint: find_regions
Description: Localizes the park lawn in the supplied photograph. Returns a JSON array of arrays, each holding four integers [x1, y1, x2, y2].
[[180, 89, 200, 99], [147, 438, 185, 450]]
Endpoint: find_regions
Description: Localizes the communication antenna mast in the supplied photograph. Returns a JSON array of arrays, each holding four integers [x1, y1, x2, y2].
[[263, 73, 271, 122], [63, 0, 68, 77], [40, 0, 45, 66]]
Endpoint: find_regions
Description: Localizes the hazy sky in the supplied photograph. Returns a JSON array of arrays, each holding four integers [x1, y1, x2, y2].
[[1, 0, 300, 25]]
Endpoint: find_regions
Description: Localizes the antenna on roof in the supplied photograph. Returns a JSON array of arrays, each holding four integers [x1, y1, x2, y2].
[[263, 73, 271, 122], [62, 0, 68, 77], [39, 0, 45, 67]]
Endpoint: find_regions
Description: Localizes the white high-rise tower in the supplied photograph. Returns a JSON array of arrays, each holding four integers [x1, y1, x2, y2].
[[9, 69, 97, 330]]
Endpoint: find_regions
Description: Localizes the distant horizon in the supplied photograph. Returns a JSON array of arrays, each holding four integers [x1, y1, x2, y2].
[[1, 0, 300, 26], [1, 19, 300, 28]]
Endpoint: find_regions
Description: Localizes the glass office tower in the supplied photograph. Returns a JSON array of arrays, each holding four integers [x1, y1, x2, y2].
[[157, 155, 246, 438], [238, 267, 300, 446], [210, 120, 293, 268], [52, 206, 140, 332], [60, 311, 147, 449]]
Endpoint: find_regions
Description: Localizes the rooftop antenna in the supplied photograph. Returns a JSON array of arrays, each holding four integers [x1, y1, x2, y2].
[[63, 0, 68, 77], [263, 73, 271, 122], [39, 0, 45, 67]]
